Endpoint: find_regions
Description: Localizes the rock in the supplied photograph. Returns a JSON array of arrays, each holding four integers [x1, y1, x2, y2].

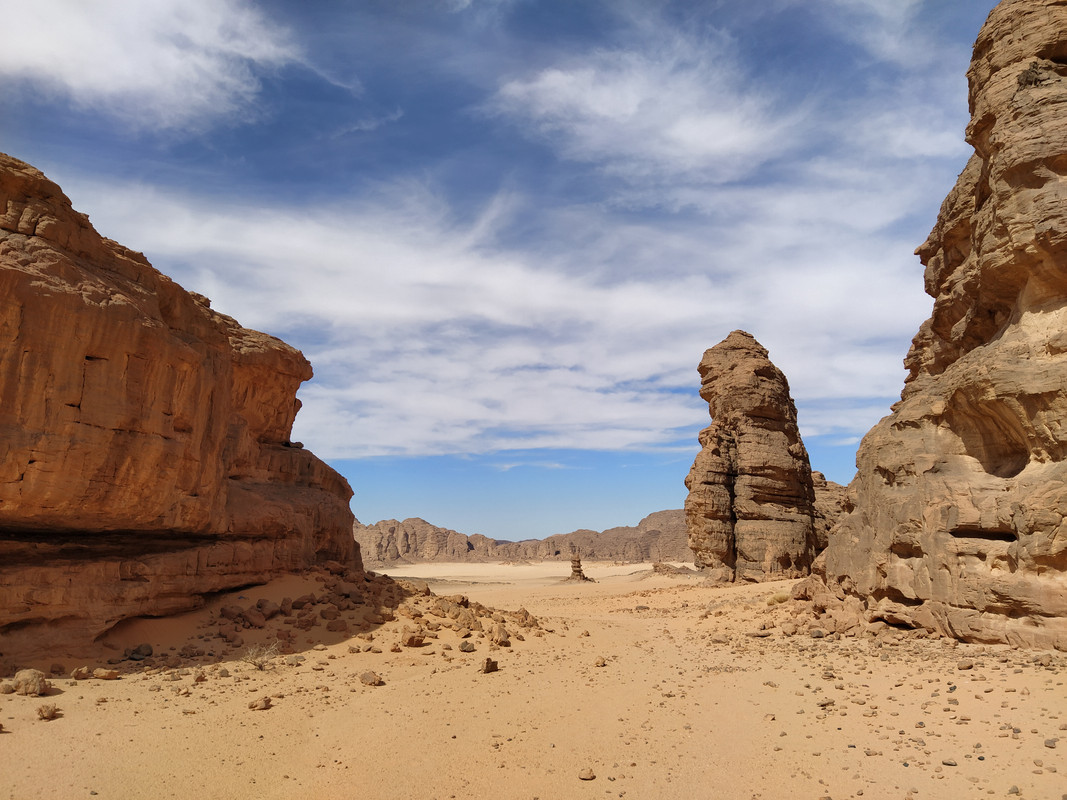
[[92, 668, 119, 680], [70, 667, 91, 680], [810, 471, 850, 551], [0, 681, 14, 694], [13, 669, 50, 696], [684, 331, 820, 581], [479, 658, 498, 674], [359, 671, 383, 686], [822, 2, 1067, 652], [248, 696, 272, 711], [594, 657, 607, 667], [401, 628, 424, 648], [125, 643, 153, 661], [0, 153, 361, 659], [578, 769, 596, 781], [458, 641, 476, 653], [353, 509, 690, 566], [957, 659, 974, 670], [565, 545, 594, 582], [490, 623, 511, 647]]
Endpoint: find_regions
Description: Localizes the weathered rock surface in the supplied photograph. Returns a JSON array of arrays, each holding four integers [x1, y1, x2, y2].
[[684, 331, 819, 582], [823, 0, 1067, 651], [0, 153, 359, 656], [354, 509, 689, 566], [811, 471, 850, 552]]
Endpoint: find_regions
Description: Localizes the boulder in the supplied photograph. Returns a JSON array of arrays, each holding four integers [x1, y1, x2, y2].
[[823, 0, 1067, 651], [0, 153, 361, 658], [13, 669, 50, 696], [684, 331, 819, 581]]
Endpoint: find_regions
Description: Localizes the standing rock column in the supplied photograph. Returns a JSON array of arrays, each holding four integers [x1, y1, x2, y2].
[[684, 331, 818, 582]]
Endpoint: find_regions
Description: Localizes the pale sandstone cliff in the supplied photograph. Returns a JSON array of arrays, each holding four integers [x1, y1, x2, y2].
[[684, 331, 821, 582], [354, 510, 690, 566], [823, 0, 1067, 650], [0, 153, 359, 656]]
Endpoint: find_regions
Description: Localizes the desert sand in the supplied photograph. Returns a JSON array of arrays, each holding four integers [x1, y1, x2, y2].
[[2, 563, 1064, 800]]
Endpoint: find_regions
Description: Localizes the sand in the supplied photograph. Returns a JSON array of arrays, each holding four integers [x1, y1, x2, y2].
[[2, 562, 1064, 800]]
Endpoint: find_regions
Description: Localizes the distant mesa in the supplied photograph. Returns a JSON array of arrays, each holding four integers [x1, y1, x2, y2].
[[353, 510, 691, 567], [822, 0, 1067, 651], [0, 152, 360, 658], [684, 330, 845, 583]]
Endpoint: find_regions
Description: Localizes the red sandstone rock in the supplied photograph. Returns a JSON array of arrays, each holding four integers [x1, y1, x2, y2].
[[0, 153, 359, 658]]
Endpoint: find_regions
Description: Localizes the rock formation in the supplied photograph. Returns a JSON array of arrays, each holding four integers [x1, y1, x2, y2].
[[565, 545, 593, 582], [684, 331, 819, 582], [0, 153, 359, 656], [823, 0, 1067, 651], [354, 509, 690, 566]]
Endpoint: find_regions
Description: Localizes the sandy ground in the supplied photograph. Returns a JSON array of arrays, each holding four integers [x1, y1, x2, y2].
[[2, 562, 1065, 800]]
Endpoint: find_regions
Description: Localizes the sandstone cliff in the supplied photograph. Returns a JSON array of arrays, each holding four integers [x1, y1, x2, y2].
[[354, 509, 689, 566], [0, 153, 359, 656], [684, 331, 820, 582], [823, 0, 1067, 650]]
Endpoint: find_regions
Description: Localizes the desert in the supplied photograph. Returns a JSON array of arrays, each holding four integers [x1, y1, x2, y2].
[[3, 1, 1067, 799], [2, 562, 1064, 800]]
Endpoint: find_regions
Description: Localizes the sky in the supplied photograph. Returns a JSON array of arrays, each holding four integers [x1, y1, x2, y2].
[[0, 0, 998, 540]]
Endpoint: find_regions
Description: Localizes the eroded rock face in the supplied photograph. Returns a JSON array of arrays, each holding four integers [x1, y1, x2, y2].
[[354, 509, 689, 566], [684, 330, 818, 582], [823, 0, 1067, 651], [0, 153, 359, 656]]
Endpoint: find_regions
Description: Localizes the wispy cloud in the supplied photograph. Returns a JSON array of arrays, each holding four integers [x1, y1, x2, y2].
[[0, 0, 297, 131], [489, 21, 799, 185]]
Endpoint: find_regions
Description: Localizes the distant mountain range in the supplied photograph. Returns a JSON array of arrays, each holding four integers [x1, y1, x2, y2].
[[353, 510, 690, 566]]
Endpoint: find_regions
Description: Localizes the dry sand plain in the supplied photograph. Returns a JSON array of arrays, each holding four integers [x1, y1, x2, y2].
[[2, 562, 1065, 800]]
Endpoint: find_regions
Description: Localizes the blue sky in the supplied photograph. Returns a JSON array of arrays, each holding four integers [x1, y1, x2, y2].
[[0, 0, 996, 540]]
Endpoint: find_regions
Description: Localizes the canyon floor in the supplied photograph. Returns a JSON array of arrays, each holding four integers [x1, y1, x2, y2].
[[2, 563, 1065, 800]]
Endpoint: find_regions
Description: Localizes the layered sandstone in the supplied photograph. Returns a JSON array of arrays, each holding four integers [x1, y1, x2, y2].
[[0, 153, 359, 655], [354, 509, 689, 566], [823, 0, 1067, 650], [684, 331, 819, 582]]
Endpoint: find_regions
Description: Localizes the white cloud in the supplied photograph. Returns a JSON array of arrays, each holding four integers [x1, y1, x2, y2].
[[490, 25, 798, 184], [0, 0, 297, 130], [57, 164, 929, 461]]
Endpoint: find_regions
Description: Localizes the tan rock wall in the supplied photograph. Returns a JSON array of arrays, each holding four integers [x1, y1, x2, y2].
[[0, 153, 359, 656], [823, 0, 1067, 651]]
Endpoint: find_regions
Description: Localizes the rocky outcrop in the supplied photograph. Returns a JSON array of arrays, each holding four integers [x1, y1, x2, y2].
[[811, 471, 850, 552], [0, 153, 359, 656], [684, 331, 819, 582], [823, 0, 1067, 651], [354, 509, 689, 566]]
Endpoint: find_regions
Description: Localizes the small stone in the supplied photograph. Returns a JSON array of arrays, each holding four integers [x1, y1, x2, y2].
[[480, 658, 498, 674], [956, 659, 974, 670], [459, 641, 476, 653], [942, 759, 957, 767], [360, 671, 383, 686], [1045, 738, 1058, 749], [93, 668, 120, 680], [578, 769, 596, 781], [594, 657, 607, 668], [248, 696, 272, 711]]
